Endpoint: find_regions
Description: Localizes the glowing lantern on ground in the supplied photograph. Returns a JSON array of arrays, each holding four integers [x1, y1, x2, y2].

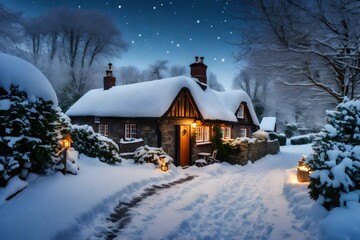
[[297, 155, 311, 182], [160, 155, 169, 172]]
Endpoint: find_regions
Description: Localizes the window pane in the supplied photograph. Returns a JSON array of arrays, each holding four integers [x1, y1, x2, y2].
[[204, 127, 209, 141], [240, 129, 247, 138], [196, 126, 202, 141], [125, 124, 137, 139]]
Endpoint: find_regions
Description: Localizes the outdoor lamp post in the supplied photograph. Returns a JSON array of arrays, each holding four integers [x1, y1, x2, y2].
[[61, 135, 72, 174]]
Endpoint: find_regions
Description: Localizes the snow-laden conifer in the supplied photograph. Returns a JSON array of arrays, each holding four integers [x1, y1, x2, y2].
[[307, 98, 360, 210]]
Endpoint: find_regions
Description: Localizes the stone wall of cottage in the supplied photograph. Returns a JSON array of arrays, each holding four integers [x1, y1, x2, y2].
[[227, 140, 280, 165], [69, 116, 159, 146], [159, 121, 176, 161]]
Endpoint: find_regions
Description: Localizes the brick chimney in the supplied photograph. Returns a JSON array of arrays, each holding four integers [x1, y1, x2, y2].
[[189, 56, 207, 84], [103, 63, 116, 90]]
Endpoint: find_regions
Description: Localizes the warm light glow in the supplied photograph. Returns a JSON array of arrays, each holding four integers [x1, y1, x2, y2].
[[160, 156, 168, 171], [298, 165, 310, 172], [62, 135, 72, 149], [191, 120, 197, 129]]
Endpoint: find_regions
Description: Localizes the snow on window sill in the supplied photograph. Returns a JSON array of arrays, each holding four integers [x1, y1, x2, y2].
[[196, 141, 211, 146]]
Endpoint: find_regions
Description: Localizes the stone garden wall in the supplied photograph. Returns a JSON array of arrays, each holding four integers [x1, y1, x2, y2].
[[227, 140, 280, 165]]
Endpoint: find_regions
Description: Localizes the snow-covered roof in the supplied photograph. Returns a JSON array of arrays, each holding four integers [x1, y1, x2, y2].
[[66, 76, 259, 125], [0, 52, 58, 108], [260, 117, 277, 131]]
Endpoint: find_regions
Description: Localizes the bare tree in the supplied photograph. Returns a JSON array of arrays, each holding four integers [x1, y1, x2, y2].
[[232, 69, 268, 118], [231, 0, 360, 103], [170, 65, 187, 77], [118, 65, 142, 85], [148, 60, 169, 80], [0, 4, 22, 54], [207, 72, 225, 92], [22, 7, 128, 110]]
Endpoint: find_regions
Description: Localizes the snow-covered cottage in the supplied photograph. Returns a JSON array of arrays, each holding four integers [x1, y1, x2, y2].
[[66, 57, 259, 166]]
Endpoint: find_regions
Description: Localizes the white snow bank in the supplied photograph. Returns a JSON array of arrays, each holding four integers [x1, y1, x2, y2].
[[0, 176, 28, 205], [0, 155, 181, 240], [0, 52, 58, 107], [0, 144, 359, 240]]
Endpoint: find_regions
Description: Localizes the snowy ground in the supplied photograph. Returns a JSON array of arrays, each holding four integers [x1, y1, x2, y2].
[[0, 144, 359, 240]]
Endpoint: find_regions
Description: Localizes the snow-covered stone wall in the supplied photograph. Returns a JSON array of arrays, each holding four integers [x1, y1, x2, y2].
[[228, 140, 280, 165]]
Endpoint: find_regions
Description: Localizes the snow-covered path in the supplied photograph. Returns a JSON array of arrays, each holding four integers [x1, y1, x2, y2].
[[77, 145, 314, 240]]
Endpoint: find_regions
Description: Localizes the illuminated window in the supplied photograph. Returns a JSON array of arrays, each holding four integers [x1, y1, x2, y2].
[[240, 128, 247, 138], [196, 126, 210, 142], [221, 127, 231, 139], [98, 124, 109, 136], [125, 124, 137, 139], [237, 104, 244, 119]]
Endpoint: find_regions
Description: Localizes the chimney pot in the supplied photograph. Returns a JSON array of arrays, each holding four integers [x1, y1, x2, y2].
[[104, 63, 116, 90], [190, 56, 208, 85]]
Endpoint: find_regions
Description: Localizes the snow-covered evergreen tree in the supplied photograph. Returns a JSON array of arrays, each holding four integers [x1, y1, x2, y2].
[[0, 85, 62, 186], [307, 98, 360, 210]]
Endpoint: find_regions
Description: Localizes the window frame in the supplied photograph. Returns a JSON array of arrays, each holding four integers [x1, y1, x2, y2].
[[221, 126, 231, 139], [125, 124, 137, 139], [239, 128, 247, 138], [196, 126, 210, 142], [98, 124, 109, 136]]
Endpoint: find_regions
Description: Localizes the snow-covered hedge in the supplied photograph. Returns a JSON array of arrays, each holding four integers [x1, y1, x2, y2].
[[133, 145, 173, 165], [290, 133, 316, 145], [269, 132, 286, 146], [0, 85, 63, 187], [307, 99, 360, 210], [70, 124, 122, 164]]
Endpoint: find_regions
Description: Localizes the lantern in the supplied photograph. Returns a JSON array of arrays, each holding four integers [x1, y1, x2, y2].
[[191, 120, 197, 129], [297, 155, 310, 182], [160, 155, 169, 172], [62, 134, 72, 149]]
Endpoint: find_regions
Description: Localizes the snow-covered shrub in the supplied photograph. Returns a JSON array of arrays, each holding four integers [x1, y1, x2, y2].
[[307, 99, 360, 210], [70, 124, 122, 164], [290, 134, 316, 145], [0, 85, 62, 187], [211, 125, 230, 160], [269, 132, 286, 146], [66, 147, 80, 175], [252, 129, 269, 141], [285, 123, 298, 138], [134, 145, 173, 165]]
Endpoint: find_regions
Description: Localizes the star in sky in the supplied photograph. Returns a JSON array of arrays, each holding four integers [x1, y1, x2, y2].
[[3, 0, 241, 90]]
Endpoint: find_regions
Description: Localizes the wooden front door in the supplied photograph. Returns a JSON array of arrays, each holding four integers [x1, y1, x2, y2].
[[179, 125, 190, 166]]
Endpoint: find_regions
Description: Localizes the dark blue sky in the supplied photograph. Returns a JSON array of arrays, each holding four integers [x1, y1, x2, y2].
[[3, 0, 243, 89]]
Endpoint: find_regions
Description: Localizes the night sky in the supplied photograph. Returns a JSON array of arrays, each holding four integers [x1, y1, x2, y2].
[[3, 0, 242, 89]]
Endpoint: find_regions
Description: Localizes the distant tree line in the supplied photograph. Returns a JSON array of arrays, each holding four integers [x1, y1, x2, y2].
[[118, 60, 225, 91], [0, 4, 225, 111]]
